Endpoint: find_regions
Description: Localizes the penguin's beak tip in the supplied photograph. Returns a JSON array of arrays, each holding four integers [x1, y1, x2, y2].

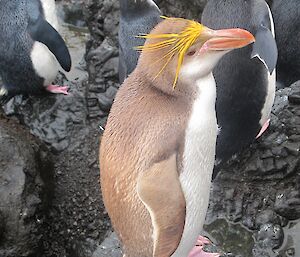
[[202, 27, 255, 51]]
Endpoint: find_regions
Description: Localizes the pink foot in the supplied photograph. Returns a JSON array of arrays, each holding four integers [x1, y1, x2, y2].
[[46, 85, 69, 95], [256, 118, 270, 139], [188, 236, 220, 257]]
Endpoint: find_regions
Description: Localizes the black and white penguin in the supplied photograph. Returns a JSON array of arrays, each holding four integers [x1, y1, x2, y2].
[[118, 0, 161, 83], [0, 0, 71, 103], [272, 0, 300, 87], [201, 0, 278, 171]]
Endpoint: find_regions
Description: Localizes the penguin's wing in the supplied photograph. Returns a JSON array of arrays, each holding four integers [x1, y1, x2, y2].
[[27, 1, 71, 72], [251, 3, 278, 74], [137, 153, 185, 257]]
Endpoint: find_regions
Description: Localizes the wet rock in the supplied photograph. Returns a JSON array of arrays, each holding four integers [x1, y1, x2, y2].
[[204, 219, 255, 257], [256, 224, 284, 249], [0, 115, 53, 257], [252, 223, 284, 257], [278, 221, 300, 257], [2, 73, 88, 153], [68, 238, 98, 257], [275, 188, 300, 220], [92, 232, 121, 257]]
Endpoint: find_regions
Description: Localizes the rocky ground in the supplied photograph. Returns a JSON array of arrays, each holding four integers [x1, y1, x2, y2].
[[0, 0, 299, 257]]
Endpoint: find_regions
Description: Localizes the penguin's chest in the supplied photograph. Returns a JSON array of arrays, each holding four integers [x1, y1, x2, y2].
[[30, 42, 59, 85], [172, 74, 218, 257]]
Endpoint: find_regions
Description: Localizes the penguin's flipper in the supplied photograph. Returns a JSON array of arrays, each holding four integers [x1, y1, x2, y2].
[[27, 15, 72, 72], [251, 25, 278, 74], [137, 154, 185, 257]]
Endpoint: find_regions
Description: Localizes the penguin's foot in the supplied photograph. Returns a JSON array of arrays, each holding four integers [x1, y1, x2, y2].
[[256, 118, 270, 139], [188, 236, 220, 257], [46, 85, 69, 95]]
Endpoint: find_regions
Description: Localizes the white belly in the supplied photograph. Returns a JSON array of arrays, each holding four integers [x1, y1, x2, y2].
[[31, 43, 59, 85], [172, 73, 218, 257], [30, 0, 60, 85]]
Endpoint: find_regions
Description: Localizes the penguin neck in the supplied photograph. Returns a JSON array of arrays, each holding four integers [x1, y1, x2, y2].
[[195, 73, 217, 110]]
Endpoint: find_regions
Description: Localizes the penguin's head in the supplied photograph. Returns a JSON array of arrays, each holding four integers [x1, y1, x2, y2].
[[136, 17, 255, 90]]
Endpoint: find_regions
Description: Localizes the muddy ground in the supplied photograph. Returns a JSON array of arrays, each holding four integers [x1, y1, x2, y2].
[[0, 0, 299, 257]]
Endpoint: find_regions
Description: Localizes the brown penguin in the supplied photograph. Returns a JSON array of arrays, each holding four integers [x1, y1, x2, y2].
[[100, 17, 254, 257]]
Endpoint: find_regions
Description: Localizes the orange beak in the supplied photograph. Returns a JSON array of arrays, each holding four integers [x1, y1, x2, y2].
[[201, 27, 255, 52]]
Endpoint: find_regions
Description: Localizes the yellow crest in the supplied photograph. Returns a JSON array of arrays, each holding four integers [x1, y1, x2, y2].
[[135, 16, 205, 88]]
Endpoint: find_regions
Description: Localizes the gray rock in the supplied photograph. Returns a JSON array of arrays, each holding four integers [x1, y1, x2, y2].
[[275, 189, 300, 220], [92, 232, 121, 257], [56, 0, 86, 27], [3, 73, 88, 153], [0, 114, 53, 257]]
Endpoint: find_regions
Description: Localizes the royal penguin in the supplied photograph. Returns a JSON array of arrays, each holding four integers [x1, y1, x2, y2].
[[118, 0, 161, 83], [201, 0, 278, 171], [272, 0, 300, 87], [100, 17, 254, 257], [0, 0, 71, 103]]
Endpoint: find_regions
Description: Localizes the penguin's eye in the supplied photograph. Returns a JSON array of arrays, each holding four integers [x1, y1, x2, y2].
[[187, 50, 196, 56]]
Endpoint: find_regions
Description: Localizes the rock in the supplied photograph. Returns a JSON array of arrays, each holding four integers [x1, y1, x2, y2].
[[67, 238, 98, 257], [256, 223, 284, 249], [275, 188, 300, 220], [92, 232, 122, 257], [2, 73, 87, 153], [0, 114, 53, 257], [56, 0, 86, 27]]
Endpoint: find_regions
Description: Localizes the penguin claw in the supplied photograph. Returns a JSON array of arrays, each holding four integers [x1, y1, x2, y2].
[[46, 85, 69, 95], [256, 118, 270, 138], [188, 236, 220, 257]]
